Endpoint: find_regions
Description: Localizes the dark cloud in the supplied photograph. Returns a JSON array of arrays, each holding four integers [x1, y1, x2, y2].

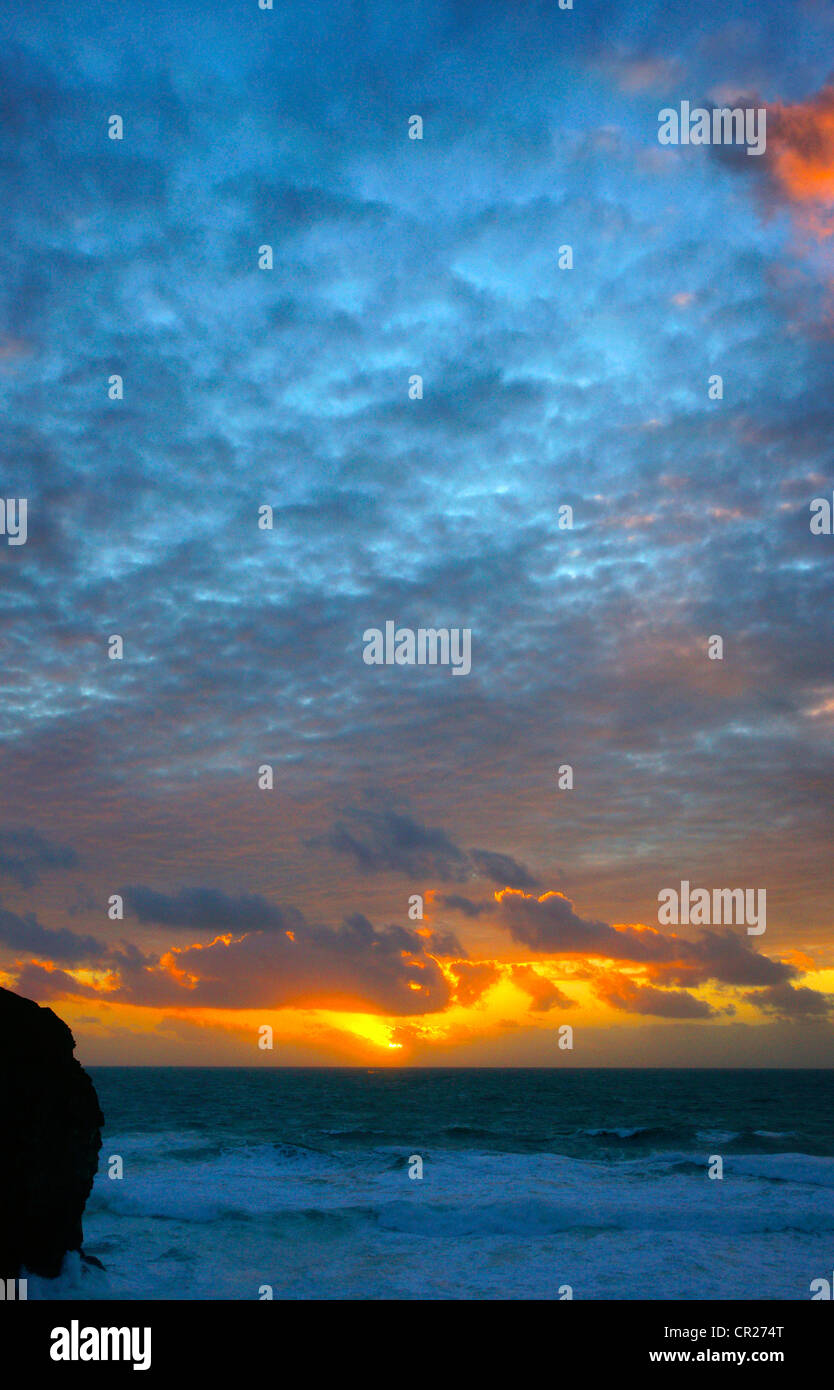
[[496, 889, 676, 961], [320, 810, 539, 888], [0, 903, 104, 965], [496, 891, 802, 994], [319, 811, 469, 880], [745, 981, 834, 1019], [14, 963, 104, 1000], [468, 849, 540, 890], [436, 893, 493, 917], [649, 929, 796, 989], [0, 828, 78, 887], [595, 972, 717, 1019], [84, 890, 455, 1015], [424, 927, 466, 957], [124, 885, 300, 935]]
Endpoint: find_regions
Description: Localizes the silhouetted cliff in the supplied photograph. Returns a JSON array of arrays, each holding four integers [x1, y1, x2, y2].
[[0, 986, 103, 1279]]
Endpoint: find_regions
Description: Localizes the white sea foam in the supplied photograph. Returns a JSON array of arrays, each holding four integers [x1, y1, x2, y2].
[[27, 1131, 834, 1300]]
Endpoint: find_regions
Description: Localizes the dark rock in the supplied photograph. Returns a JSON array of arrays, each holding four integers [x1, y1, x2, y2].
[[0, 986, 103, 1279]]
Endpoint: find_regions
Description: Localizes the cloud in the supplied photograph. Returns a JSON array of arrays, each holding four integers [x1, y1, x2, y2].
[[449, 961, 502, 1006], [0, 902, 104, 964], [764, 84, 834, 238], [468, 848, 540, 890], [647, 928, 796, 988], [509, 964, 575, 1012], [320, 810, 539, 887], [436, 894, 492, 918], [14, 962, 105, 1000], [0, 827, 78, 886], [495, 891, 801, 998], [601, 49, 683, 93], [495, 889, 677, 962], [124, 885, 300, 934], [10, 876, 807, 1028], [319, 810, 470, 879], [422, 927, 465, 957], [66, 890, 455, 1016], [595, 971, 717, 1019], [745, 981, 834, 1019]]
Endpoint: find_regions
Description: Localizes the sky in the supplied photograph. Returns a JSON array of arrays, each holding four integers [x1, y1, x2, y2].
[[0, 0, 833, 1065]]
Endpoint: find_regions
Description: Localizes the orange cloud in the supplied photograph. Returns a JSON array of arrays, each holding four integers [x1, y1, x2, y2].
[[767, 85, 834, 239], [509, 964, 575, 1013], [448, 959, 503, 1006], [594, 968, 717, 1019]]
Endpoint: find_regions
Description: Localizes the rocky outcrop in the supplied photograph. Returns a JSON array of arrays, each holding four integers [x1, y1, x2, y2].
[[0, 986, 103, 1279]]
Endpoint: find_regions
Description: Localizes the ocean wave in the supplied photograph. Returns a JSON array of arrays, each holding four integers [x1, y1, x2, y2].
[[320, 1128, 392, 1140], [82, 1139, 834, 1229], [580, 1125, 691, 1144], [727, 1153, 834, 1187], [442, 1125, 515, 1140]]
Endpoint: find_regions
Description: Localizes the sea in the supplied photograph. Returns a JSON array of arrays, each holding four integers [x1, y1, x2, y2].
[[27, 1067, 834, 1301]]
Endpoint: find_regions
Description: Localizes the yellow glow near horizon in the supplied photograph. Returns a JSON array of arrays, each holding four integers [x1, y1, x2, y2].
[[6, 943, 830, 1066], [314, 1010, 404, 1051]]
